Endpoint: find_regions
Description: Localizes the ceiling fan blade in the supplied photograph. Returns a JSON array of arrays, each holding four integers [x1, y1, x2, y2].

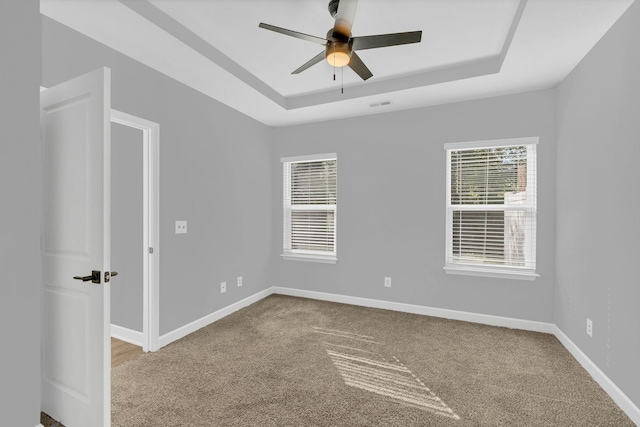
[[333, 0, 358, 38], [352, 31, 422, 51], [258, 23, 327, 45], [348, 51, 372, 80], [292, 51, 326, 74]]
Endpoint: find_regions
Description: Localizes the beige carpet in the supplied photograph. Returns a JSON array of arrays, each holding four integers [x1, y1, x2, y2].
[[112, 295, 633, 426]]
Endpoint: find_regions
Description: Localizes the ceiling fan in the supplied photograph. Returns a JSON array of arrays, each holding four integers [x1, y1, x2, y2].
[[259, 0, 422, 81]]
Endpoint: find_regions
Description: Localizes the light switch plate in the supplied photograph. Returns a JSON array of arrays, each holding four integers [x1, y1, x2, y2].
[[175, 220, 187, 234]]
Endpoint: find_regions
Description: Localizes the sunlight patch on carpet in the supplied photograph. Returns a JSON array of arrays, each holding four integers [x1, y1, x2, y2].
[[313, 326, 380, 344], [316, 327, 460, 420]]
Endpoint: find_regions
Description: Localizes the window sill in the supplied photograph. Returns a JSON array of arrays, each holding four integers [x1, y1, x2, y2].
[[444, 265, 539, 281], [281, 253, 337, 264]]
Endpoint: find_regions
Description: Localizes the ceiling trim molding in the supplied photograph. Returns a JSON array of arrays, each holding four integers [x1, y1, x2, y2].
[[286, 56, 502, 109], [499, 0, 528, 67], [119, 0, 287, 108], [119, 0, 525, 111]]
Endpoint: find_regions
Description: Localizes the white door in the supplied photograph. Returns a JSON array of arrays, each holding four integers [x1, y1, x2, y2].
[[41, 67, 112, 427]]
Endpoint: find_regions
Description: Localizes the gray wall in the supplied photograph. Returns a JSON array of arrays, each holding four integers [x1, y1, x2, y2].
[[269, 90, 556, 322], [42, 17, 274, 336], [555, 0, 640, 407], [37, 2, 639, 420], [0, 0, 41, 425], [111, 123, 144, 331]]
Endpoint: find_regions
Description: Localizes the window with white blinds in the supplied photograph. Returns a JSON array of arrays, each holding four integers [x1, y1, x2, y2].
[[282, 153, 337, 263], [444, 138, 538, 280]]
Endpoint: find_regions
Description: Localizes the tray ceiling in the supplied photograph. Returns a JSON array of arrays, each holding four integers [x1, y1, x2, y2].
[[41, 0, 634, 127]]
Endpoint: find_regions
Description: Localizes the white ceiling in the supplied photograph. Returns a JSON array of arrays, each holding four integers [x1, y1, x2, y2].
[[40, 0, 634, 127]]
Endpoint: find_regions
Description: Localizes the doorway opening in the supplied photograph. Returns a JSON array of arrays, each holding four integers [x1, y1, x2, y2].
[[110, 110, 160, 353]]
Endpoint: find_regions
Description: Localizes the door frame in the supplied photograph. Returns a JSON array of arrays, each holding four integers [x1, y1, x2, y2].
[[110, 110, 160, 353]]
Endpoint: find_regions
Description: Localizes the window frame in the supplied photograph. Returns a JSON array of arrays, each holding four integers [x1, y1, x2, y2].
[[443, 137, 539, 281], [281, 153, 337, 264]]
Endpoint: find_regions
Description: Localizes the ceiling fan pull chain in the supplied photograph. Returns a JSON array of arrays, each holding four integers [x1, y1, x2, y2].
[[333, 45, 336, 81], [341, 66, 344, 94]]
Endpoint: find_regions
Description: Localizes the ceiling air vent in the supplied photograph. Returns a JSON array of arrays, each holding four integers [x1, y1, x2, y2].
[[368, 100, 392, 108]]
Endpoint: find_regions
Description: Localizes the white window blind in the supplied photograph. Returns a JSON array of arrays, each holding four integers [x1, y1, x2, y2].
[[444, 138, 538, 279], [282, 154, 337, 263]]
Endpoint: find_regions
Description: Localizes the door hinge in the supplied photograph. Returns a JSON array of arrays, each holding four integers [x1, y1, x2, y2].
[[149, 247, 154, 254]]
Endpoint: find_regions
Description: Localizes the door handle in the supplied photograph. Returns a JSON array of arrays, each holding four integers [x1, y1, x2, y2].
[[105, 271, 118, 283], [73, 270, 101, 284]]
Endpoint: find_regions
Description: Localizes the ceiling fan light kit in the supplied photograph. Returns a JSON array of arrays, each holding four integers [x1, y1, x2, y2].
[[326, 36, 351, 67], [259, 0, 422, 90]]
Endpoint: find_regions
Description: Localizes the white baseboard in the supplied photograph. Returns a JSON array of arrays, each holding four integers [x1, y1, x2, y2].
[[158, 288, 272, 349], [553, 326, 640, 425], [271, 286, 555, 334], [111, 324, 144, 348]]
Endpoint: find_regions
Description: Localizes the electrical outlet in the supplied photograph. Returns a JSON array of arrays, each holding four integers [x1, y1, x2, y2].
[[586, 318, 593, 337], [175, 220, 187, 234], [237, 276, 242, 287], [221, 281, 226, 294], [384, 277, 392, 288]]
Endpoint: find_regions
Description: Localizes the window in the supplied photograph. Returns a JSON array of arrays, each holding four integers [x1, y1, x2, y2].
[[444, 138, 538, 280], [282, 153, 337, 263]]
